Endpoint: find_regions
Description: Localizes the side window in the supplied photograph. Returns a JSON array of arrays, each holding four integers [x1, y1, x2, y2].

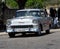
[[40, 11, 45, 17]]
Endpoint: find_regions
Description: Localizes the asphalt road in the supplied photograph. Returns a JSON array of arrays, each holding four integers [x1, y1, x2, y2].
[[0, 30, 60, 49]]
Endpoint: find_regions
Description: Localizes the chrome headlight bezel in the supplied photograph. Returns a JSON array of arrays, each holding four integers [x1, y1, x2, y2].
[[6, 20, 11, 26], [33, 19, 38, 24]]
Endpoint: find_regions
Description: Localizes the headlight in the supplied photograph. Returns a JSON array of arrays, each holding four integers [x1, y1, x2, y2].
[[6, 20, 11, 26], [33, 19, 38, 23]]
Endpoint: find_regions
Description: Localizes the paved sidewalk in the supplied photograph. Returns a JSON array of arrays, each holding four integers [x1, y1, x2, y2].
[[0, 29, 60, 35], [50, 29, 60, 32]]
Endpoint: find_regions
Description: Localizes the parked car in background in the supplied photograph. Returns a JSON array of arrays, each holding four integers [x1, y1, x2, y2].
[[6, 9, 52, 37]]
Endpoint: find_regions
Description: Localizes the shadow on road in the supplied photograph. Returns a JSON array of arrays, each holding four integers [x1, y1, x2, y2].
[[11, 32, 54, 38]]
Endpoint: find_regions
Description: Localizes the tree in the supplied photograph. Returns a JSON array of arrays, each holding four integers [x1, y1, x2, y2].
[[25, 0, 44, 9], [6, 0, 18, 9]]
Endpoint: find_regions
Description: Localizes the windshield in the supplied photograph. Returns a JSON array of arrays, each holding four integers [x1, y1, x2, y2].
[[16, 11, 45, 17], [16, 11, 27, 17]]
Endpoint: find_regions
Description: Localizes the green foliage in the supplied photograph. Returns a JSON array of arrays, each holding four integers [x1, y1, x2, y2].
[[6, 0, 19, 9], [0, 0, 60, 9], [25, 0, 45, 8], [0, 0, 1, 4]]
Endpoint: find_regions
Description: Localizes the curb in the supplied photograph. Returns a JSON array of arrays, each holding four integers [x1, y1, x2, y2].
[[50, 29, 60, 32], [0, 32, 8, 36]]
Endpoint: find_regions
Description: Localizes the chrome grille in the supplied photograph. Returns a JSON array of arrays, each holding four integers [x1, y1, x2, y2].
[[11, 25, 33, 28]]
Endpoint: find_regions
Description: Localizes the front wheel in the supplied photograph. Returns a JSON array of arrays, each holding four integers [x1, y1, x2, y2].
[[36, 32, 41, 36], [35, 26, 41, 36], [22, 33, 26, 36], [8, 33, 15, 38]]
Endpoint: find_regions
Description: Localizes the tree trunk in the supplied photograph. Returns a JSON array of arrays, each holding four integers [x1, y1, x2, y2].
[[15, 0, 27, 9]]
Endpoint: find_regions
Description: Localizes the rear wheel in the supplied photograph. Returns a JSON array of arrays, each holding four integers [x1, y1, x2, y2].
[[8, 33, 15, 38], [46, 29, 50, 34]]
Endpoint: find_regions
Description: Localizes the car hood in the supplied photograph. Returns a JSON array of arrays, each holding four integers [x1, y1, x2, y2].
[[10, 16, 40, 21], [7, 16, 40, 25], [16, 16, 40, 19]]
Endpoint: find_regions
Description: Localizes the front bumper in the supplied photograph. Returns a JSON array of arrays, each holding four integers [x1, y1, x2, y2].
[[6, 24, 39, 33]]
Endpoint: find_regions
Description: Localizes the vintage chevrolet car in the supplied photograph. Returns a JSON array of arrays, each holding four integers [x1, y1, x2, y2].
[[6, 9, 52, 37]]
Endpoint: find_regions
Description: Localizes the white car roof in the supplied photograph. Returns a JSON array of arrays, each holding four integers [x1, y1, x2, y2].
[[16, 9, 45, 12]]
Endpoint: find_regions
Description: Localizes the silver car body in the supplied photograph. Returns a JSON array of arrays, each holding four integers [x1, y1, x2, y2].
[[6, 9, 52, 34]]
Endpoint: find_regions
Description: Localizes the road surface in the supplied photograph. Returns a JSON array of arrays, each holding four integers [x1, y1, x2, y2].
[[0, 29, 60, 49]]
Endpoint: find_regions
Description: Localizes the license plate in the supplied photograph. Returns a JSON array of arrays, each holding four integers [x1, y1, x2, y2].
[[14, 28, 29, 32]]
